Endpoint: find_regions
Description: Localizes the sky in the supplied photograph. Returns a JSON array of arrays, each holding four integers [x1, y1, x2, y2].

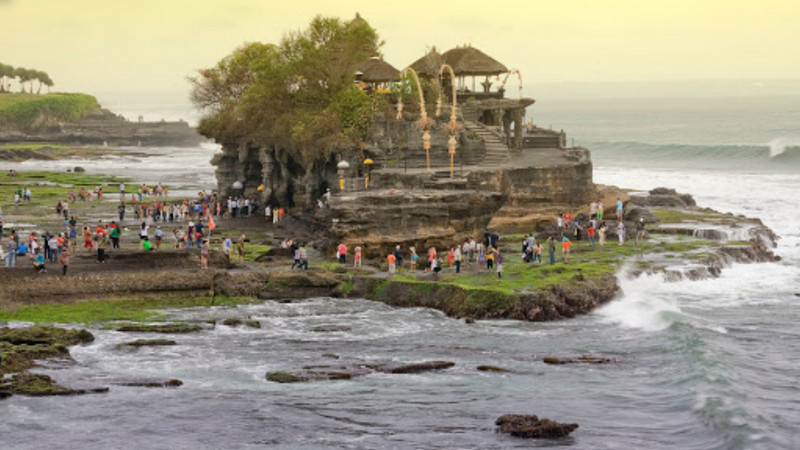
[[2, 0, 799, 113]]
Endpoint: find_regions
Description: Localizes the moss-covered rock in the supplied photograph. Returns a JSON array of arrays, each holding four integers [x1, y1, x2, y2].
[[115, 379, 183, 388], [0, 326, 94, 375], [2, 371, 109, 397], [112, 323, 203, 334], [115, 339, 178, 349], [476, 365, 511, 372]]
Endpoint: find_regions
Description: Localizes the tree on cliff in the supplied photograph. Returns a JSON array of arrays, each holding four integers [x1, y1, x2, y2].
[[189, 15, 382, 204], [0, 63, 14, 93]]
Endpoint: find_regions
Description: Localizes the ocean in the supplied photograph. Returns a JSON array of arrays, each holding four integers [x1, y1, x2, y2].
[[1, 95, 798, 449]]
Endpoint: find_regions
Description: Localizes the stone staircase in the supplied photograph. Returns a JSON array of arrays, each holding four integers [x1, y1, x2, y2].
[[464, 121, 510, 166]]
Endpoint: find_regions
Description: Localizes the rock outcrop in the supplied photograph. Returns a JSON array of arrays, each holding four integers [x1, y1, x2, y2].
[[266, 360, 456, 383], [495, 414, 579, 439], [0, 108, 205, 147], [327, 189, 506, 258]]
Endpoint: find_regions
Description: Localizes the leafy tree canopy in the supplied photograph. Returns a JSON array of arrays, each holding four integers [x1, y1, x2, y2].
[[190, 15, 382, 165]]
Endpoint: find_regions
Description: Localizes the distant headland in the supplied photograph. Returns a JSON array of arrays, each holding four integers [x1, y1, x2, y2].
[[0, 92, 204, 147]]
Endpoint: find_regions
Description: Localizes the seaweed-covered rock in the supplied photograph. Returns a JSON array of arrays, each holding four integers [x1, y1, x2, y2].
[[1, 326, 94, 375], [496, 414, 579, 439], [265, 360, 455, 383], [222, 318, 244, 327], [113, 323, 203, 334], [0, 326, 94, 346], [116, 339, 178, 349], [245, 320, 261, 329], [476, 365, 511, 372], [373, 360, 455, 374], [311, 325, 351, 332], [543, 355, 615, 365], [115, 379, 183, 388], [4, 371, 109, 397]]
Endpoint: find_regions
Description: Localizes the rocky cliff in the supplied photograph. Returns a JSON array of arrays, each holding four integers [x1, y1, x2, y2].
[[0, 108, 205, 147]]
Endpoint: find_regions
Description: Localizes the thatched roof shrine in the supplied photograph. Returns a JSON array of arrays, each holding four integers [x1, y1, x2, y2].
[[440, 45, 508, 76], [407, 47, 444, 77], [357, 57, 401, 82]]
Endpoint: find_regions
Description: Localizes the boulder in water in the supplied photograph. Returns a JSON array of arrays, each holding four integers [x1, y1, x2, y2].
[[543, 355, 615, 365], [116, 339, 177, 349], [115, 379, 183, 388], [476, 365, 511, 372], [496, 414, 579, 438]]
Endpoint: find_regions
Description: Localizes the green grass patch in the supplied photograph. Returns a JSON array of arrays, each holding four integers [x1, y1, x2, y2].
[[0, 142, 71, 150], [392, 240, 657, 296], [0, 170, 133, 210], [0, 93, 99, 129], [0, 295, 263, 325]]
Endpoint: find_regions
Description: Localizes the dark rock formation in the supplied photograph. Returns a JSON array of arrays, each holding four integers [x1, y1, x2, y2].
[[221, 318, 244, 327], [495, 414, 579, 439], [116, 339, 178, 349], [115, 379, 183, 388], [113, 323, 204, 334], [351, 276, 619, 322], [265, 360, 455, 383], [476, 365, 512, 372], [327, 189, 506, 258], [375, 360, 455, 374], [311, 325, 352, 332], [542, 356, 615, 365]]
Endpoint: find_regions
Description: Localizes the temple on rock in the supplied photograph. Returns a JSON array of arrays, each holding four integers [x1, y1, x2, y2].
[[210, 16, 595, 255]]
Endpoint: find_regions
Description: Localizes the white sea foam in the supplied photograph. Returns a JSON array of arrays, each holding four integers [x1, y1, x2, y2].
[[767, 137, 800, 158], [596, 271, 683, 332]]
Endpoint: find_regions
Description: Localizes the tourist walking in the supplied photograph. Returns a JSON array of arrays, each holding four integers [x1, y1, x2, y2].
[[547, 237, 556, 265], [96, 227, 107, 263], [387, 252, 396, 277], [110, 222, 121, 249], [139, 222, 149, 249], [616, 197, 623, 221], [200, 239, 209, 269], [237, 235, 246, 262], [496, 250, 503, 279], [354, 245, 362, 268], [59, 245, 70, 275], [533, 242, 543, 263], [4, 237, 15, 267], [410, 246, 418, 271], [298, 244, 308, 270], [154, 226, 163, 250], [562, 237, 572, 264], [454, 244, 462, 274], [393, 245, 403, 271], [338, 242, 347, 264], [636, 218, 646, 243], [82, 226, 93, 251]]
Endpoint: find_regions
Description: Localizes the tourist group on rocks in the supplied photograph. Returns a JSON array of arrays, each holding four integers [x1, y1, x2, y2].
[[330, 196, 644, 280]]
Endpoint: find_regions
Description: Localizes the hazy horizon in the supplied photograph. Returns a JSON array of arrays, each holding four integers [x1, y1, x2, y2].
[[3, 0, 799, 116]]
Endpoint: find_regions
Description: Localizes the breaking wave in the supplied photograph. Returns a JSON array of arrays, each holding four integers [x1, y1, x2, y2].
[[587, 140, 800, 170]]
